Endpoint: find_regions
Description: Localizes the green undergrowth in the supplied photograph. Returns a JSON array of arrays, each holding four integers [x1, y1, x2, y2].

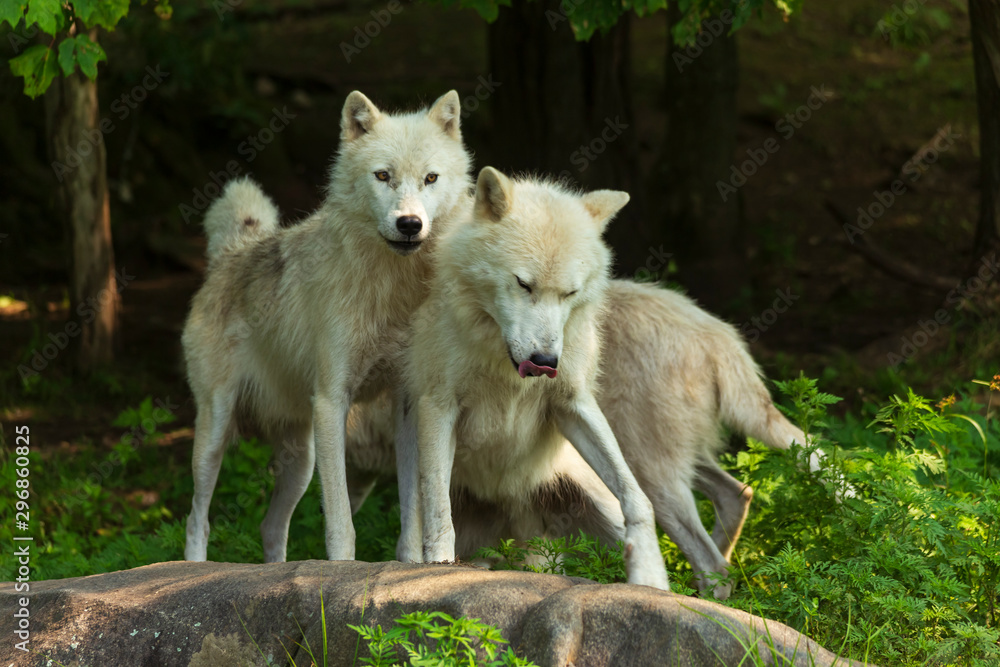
[[3, 372, 997, 666], [0, 402, 400, 580], [349, 611, 538, 667], [474, 374, 1000, 667]]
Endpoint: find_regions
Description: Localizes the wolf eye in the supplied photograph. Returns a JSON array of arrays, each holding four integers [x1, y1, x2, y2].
[[425, 173, 438, 184], [375, 171, 390, 182], [516, 276, 532, 294], [564, 290, 578, 298]]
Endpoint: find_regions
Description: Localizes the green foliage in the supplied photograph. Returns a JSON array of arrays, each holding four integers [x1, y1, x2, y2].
[[772, 372, 842, 441], [72, 0, 129, 29], [111, 395, 176, 445], [57, 34, 107, 78], [877, 0, 963, 49], [868, 388, 962, 448], [25, 0, 63, 33], [724, 377, 1000, 666], [428, 0, 799, 44], [0, 396, 398, 582], [471, 375, 1000, 666], [350, 611, 538, 667], [0, 0, 30, 28], [2, 0, 170, 98], [476, 532, 627, 584], [9, 44, 61, 98], [0, 397, 184, 580], [12, 376, 999, 667]]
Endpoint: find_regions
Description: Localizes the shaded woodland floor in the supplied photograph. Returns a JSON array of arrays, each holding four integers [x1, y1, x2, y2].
[[1, 0, 997, 455]]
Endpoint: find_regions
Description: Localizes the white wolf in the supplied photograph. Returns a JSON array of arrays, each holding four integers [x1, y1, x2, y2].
[[593, 280, 813, 598], [348, 279, 814, 599], [404, 167, 670, 590], [182, 90, 472, 563]]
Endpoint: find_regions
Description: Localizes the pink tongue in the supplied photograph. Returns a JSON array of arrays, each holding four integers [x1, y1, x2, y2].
[[518, 360, 557, 379]]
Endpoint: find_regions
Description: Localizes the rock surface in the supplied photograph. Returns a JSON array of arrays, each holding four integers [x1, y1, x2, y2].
[[1, 560, 865, 666]]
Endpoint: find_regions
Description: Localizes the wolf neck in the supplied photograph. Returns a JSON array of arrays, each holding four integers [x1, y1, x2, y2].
[[433, 273, 508, 375]]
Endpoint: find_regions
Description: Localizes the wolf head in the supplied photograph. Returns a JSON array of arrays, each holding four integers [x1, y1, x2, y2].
[[447, 167, 628, 378], [329, 90, 473, 256]]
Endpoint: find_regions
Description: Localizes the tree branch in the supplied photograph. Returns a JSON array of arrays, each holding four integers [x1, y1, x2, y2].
[[823, 200, 960, 291]]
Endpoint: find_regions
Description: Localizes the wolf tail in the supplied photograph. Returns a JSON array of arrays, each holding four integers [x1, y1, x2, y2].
[[203, 176, 280, 263], [715, 337, 822, 472]]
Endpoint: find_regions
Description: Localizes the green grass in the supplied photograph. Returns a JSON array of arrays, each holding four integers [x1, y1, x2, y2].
[[473, 374, 1000, 667], [349, 611, 538, 667], [3, 368, 998, 666], [0, 408, 400, 581]]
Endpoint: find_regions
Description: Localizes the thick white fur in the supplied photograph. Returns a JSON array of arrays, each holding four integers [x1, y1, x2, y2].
[[350, 278, 811, 599], [403, 167, 670, 590], [186, 96, 815, 598], [595, 280, 809, 598], [181, 90, 472, 563], [202, 176, 280, 262]]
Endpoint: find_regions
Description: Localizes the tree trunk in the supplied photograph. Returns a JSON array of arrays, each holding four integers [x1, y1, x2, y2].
[[45, 62, 117, 372], [487, 0, 651, 273], [656, 6, 743, 312], [970, 0, 1000, 260]]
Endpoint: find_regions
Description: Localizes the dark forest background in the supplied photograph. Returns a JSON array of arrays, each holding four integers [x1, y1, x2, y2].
[[1, 6, 999, 661]]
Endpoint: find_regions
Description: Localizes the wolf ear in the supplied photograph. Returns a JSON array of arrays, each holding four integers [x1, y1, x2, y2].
[[580, 190, 630, 231], [475, 167, 513, 222], [427, 90, 462, 140], [341, 91, 382, 142]]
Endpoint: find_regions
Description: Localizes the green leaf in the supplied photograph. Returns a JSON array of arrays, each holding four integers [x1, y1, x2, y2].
[[57, 37, 76, 76], [949, 414, 987, 447], [9, 43, 59, 98], [0, 0, 27, 28], [72, 33, 107, 79], [59, 35, 108, 79], [24, 0, 62, 35], [73, 0, 130, 30]]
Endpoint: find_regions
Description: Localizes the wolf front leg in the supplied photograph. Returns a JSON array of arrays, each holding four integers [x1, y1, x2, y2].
[[417, 394, 459, 563], [557, 394, 669, 591], [395, 391, 423, 562], [313, 389, 356, 560]]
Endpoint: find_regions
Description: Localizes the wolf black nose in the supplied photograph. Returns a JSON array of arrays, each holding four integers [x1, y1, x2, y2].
[[529, 353, 558, 369], [396, 216, 422, 237]]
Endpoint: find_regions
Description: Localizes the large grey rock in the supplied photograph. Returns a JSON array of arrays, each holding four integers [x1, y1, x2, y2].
[[0, 561, 864, 666]]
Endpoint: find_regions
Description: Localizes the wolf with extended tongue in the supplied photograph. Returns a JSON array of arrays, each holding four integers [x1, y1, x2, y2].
[[402, 166, 669, 590]]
